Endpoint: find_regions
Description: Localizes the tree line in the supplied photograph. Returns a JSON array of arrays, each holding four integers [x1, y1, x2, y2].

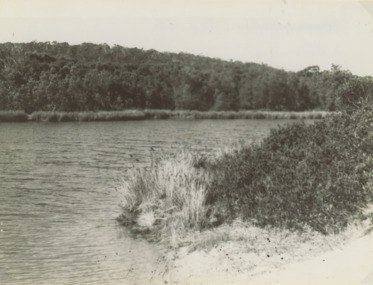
[[0, 41, 370, 112]]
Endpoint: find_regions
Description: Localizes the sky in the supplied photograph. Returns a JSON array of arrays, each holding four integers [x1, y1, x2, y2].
[[0, 0, 373, 76]]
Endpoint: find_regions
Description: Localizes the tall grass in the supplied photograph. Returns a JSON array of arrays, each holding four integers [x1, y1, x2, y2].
[[116, 151, 212, 245], [0, 110, 28, 122]]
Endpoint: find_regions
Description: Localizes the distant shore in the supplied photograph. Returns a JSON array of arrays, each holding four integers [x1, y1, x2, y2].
[[0, 109, 329, 122]]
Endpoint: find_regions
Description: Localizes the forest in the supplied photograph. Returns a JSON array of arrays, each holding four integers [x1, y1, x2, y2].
[[0, 42, 368, 112]]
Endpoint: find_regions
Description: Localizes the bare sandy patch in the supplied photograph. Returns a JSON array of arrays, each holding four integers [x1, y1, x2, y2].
[[156, 219, 373, 285]]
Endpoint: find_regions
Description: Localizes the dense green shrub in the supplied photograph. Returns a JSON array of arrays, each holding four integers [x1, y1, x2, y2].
[[335, 77, 373, 113], [207, 106, 373, 233]]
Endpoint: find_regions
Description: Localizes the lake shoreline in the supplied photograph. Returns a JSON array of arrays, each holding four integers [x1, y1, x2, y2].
[[118, 203, 373, 284], [0, 109, 329, 122], [116, 103, 373, 284], [3, 119, 287, 284]]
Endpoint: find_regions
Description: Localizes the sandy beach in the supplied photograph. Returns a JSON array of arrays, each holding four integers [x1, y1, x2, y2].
[[252, 232, 373, 285], [160, 222, 373, 285]]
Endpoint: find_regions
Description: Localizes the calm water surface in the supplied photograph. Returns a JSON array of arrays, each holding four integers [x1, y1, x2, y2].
[[0, 119, 303, 284]]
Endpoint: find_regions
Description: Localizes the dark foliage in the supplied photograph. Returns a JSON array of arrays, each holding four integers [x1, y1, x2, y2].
[[335, 77, 373, 113], [206, 102, 373, 233], [0, 42, 367, 112]]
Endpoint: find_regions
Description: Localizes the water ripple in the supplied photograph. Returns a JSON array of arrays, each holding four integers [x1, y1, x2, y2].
[[0, 119, 297, 284]]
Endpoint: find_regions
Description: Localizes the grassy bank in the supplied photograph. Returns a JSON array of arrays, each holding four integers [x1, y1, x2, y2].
[[30, 110, 147, 122], [0, 111, 28, 122], [145, 109, 329, 120], [1, 109, 329, 122], [117, 103, 373, 245]]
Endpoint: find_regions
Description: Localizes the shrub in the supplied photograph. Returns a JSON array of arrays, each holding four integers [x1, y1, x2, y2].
[[335, 77, 373, 113], [207, 107, 373, 233]]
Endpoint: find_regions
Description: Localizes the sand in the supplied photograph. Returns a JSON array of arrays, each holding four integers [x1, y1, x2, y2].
[[252, 232, 373, 285], [160, 228, 373, 285]]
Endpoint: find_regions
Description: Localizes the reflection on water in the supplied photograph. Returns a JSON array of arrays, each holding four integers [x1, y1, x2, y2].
[[0, 119, 300, 284]]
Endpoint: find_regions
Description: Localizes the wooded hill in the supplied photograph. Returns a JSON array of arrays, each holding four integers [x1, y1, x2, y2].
[[0, 42, 365, 112]]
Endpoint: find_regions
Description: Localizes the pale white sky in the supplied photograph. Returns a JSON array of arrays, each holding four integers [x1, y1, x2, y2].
[[1, 0, 373, 76]]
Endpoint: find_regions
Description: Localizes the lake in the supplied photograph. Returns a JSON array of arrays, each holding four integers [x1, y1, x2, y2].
[[0, 119, 305, 284]]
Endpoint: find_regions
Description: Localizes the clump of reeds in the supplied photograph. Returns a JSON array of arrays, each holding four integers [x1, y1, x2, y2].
[[0, 110, 28, 122], [116, 150, 212, 246]]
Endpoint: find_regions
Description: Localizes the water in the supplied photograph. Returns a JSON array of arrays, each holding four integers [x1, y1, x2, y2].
[[0, 119, 301, 284]]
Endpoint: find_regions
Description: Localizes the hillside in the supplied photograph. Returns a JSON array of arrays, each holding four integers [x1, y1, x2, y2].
[[0, 42, 364, 112]]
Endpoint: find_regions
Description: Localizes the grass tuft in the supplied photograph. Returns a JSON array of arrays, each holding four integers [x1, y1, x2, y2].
[[116, 151, 212, 245]]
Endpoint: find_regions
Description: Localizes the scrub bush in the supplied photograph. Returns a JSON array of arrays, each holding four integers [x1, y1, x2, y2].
[[207, 105, 373, 233]]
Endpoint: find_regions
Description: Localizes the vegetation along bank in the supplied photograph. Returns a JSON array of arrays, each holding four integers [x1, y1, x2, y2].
[[116, 77, 373, 247], [0, 109, 329, 122], [0, 42, 370, 114]]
